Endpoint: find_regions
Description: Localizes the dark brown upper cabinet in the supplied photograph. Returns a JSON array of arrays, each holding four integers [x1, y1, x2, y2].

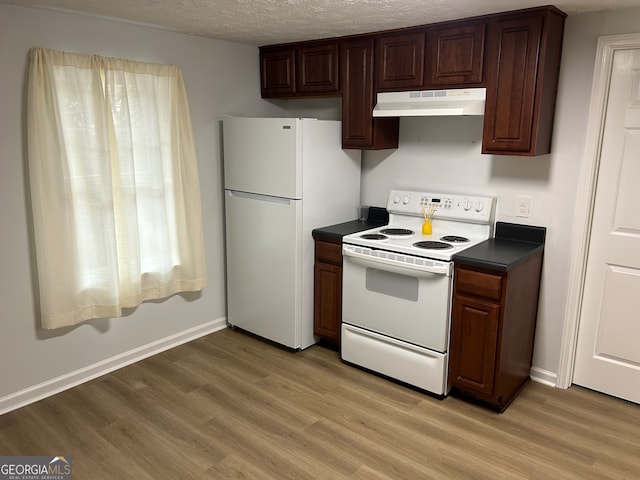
[[258, 5, 565, 155], [375, 31, 425, 91], [296, 41, 340, 95], [482, 7, 566, 156], [260, 41, 340, 98], [426, 21, 486, 88], [341, 37, 399, 150], [260, 46, 296, 97]]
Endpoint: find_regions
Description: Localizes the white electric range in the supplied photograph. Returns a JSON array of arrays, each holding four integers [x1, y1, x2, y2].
[[340, 189, 495, 396]]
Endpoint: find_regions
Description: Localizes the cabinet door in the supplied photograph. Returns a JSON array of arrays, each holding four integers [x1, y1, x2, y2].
[[449, 295, 500, 397], [297, 42, 340, 95], [483, 9, 565, 156], [260, 46, 296, 97], [314, 261, 342, 344], [340, 37, 399, 149], [482, 14, 542, 154], [376, 31, 425, 90], [426, 22, 486, 87]]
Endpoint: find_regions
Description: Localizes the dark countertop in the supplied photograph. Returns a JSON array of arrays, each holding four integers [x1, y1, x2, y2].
[[453, 238, 544, 272], [453, 222, 546, 272], [312, 206, 388, 242], [312, 219, 384, 242]]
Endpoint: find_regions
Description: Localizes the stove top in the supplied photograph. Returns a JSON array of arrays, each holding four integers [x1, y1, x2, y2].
[[343, 221, 490, 261], [343, 189, 495, 262]]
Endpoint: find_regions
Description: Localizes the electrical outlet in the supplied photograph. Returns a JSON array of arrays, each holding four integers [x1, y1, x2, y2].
[[516, 195, 530, 218]]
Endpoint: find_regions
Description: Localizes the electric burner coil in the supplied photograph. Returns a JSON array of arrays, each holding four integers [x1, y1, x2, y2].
[[380, 228, 414, 236], [360, 233, 388, 240], [440, 235, 469, 243], [413, 241, 453, 250]]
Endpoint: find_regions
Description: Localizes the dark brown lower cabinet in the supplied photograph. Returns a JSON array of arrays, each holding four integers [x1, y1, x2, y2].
[[313, 238, 343, 346], [451, 295, 500, 398], [449, 254, 543, 411]]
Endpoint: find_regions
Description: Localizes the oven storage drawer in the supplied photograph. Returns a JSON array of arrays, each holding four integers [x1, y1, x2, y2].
[[341, 323, 448, 395]]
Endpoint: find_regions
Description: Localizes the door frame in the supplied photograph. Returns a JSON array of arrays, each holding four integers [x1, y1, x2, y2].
[[558, 33, 640, 388]]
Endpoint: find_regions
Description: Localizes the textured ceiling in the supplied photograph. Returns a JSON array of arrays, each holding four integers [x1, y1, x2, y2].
[[2, 0, 639, 46]]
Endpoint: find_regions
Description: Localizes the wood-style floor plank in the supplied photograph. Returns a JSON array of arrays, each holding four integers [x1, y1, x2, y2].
[[1, 327, 638, 479]]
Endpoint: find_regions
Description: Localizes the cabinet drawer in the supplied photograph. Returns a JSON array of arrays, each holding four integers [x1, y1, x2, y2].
[[455, 267, 503, 301], [315, 240, 342, 265]]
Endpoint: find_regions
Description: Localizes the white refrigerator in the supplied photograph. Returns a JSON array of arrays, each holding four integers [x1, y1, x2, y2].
[[223, 117, 361, 349]]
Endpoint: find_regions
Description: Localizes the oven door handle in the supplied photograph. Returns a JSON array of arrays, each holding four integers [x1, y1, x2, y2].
[[342, 246, 452, 276]]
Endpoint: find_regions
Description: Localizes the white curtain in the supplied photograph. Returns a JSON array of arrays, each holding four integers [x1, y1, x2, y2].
[[27, 48, 207, 329]]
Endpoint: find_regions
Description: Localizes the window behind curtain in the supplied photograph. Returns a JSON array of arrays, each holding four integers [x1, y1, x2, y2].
[[28, 48, 207, 329]]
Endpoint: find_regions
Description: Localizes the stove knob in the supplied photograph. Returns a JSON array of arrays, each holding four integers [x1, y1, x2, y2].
[[393, 194, 401, 204], [463, 199, 472, 211], [475, 201, 484, 212], [402, 195, 410, 205]]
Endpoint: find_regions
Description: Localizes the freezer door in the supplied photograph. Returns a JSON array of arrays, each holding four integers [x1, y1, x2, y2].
[[223, 117, 301, 199], [225, 190, 302, 348]]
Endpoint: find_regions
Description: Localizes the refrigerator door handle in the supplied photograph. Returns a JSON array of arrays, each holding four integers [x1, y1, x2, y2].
[[227, 189, 292, 205]]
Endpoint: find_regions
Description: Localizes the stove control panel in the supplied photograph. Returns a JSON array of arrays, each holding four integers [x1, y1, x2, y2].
[[387, 189, 495, 223]]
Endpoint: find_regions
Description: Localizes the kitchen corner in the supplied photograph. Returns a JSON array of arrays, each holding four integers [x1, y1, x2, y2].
[[311, 207, 389, 348], [312, 206, 389, 244]]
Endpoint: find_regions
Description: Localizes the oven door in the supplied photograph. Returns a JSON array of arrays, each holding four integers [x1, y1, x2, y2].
[[341, 245, 452, 352]]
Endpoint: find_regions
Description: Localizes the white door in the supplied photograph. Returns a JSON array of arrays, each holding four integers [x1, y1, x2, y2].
[[341, 246, 452, 352], [573, 46, 640, 404], [223, 117, 301, 199], [224, 190, 302, 349]]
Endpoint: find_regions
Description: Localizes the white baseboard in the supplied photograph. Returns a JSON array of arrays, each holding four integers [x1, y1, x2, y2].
[[0, 318, 227, 415], [530, 366, 558, 388]]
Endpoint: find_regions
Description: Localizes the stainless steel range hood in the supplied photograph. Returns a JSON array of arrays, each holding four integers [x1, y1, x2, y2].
[[372, 88, 486, 117]]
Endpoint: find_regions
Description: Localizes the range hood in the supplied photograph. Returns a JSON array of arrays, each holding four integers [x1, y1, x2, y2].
[[372, 88, 486, 117]]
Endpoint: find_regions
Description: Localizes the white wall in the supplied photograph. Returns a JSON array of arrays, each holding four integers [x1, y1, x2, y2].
[[360, 6, 640, 383], [0, 4, 286, 411]]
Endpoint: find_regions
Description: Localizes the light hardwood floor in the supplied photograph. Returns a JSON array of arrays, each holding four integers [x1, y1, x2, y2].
[[1, 327, 638, 479]]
